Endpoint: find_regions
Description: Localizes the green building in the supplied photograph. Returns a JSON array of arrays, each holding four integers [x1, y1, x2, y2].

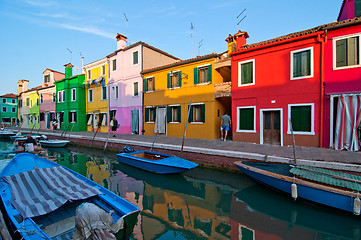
[[55, 63, 86, 132], [0, 93, 17, 126]]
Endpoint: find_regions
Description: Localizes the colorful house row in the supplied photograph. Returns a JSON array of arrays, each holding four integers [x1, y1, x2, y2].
[[0, 93, 17, 126]]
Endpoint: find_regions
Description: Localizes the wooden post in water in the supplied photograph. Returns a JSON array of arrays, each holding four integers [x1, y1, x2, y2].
[[67, 123, 75, 140], [289, 118, 297, 164], [150, 131, 159, 152], [90, 127, 100, 147], [181, 101, 192, 152], [104, 128, 111, 151]]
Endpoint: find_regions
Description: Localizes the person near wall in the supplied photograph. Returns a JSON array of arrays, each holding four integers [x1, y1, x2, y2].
[[110, 117, 118, 137], [220, 112, 231, 141], [52, 119, 58, 132]]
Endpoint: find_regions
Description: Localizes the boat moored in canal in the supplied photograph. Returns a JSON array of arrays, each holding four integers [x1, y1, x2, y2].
[[39, 139, 70, 148], [0, 153, 140, 239], [234, 160, 361, 215], [116, 147, 198, 174]]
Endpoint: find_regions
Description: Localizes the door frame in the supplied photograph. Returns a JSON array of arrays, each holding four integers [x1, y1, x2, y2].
[[260, 108, 283, 146]]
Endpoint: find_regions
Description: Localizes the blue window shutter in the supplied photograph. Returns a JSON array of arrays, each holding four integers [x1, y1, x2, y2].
[[207, 65, 212, 83], [194, 68, 198, 84]]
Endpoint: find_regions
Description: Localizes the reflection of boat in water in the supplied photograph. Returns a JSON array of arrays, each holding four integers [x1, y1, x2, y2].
[[232, 184, 361, 240]]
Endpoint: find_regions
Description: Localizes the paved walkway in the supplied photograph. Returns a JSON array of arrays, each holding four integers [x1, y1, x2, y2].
[[16, 127, 361, 169]]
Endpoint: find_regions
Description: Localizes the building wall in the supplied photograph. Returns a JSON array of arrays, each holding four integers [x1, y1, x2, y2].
[[29, 91, 40, 129], [338, 0, 355, 21], [38, 87, 55, 129], [231, 36, 322, 147], [0, 97, 17, 126]]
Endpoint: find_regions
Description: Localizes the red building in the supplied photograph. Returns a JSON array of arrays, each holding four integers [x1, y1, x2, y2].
[[230, 29, 326, 147], [322, 18, 361, 151]]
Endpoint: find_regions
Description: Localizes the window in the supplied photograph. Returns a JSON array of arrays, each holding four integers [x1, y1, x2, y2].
[[115, 86, 119, 99], [167, 71, 181, 88], [12, 99, 15, 104], [62, 90, 65, 102], [102, 65, 106, 75], [100, 113, 107, 126], [30, 99, 32, 107], [71, 88, 76, 101], [44, 74, 50, 83], [2, 107, 6, 112], [19, 99, 22, 108], [87, 70, 91, 80], [26, 98, 29, 107], [237, 106, 256, 132], [40, 112, 44, 121], [101, 86, 107, 100], [334, 35, 360, 69], [238, 59, 255, 86], [12, 107, 16, 113], [167, 105, 181, 123], [112, 59, 117, 71], [58, 91, 62, 103], [88, 89, 93, 102], [133, 51, 139, 65], [291, 47, 313, 79], [144, 77, 154, 92], [40, 94, 43, 104], [188, 104, 205, 123], [288, 104, 314, 134], [2, 99, 6, 103], [69, 111, 77, 123], [36, 99, 39, 106], [194, 65, 212, 84], [52, 93, 56, 102], [145, 107, 156, 122], [134, 82, 138, 96], [86, 114, 93, 126]]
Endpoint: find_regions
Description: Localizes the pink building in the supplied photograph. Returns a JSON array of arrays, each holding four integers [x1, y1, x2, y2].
[[38, 69, 64, 129], [107, 34, 178, 135], [338, 0, 361, 21]]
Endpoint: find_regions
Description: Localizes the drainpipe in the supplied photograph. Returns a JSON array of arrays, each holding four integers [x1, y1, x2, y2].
[[317, 30, 327, 148]]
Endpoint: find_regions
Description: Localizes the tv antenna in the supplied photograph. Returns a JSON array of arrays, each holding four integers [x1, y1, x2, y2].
[[67, 48, 72, 63], [80, 52, 84, 73], [124, 13, 129, 45], [198, 39, 203, 56], [237, 8, 246, 30], [191, 22, 194, 58]]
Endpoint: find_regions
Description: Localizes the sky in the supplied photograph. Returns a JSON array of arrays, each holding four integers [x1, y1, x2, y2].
[[0, 0, 343, 96]]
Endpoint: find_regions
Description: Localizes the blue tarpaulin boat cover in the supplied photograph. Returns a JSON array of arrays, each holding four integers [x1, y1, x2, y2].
[[3, 166, 102, 218]]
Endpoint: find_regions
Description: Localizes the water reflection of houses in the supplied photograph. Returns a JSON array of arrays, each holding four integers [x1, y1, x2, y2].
[[230, 184, 361, 240]]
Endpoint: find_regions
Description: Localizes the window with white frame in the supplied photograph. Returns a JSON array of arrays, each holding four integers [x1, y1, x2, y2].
[[134, 82, 138, 96], [102, 65, 106, 75], [87, 70, 91, 80], [167, 105, 181, 123], [194, 65, 212, 84], [40, 94, 43, 104], [12, 107, 16, 113], [288, 103, 314, 134], [133, 51, 139, 65], [291, 47, 313, 80], [101, 86, 107, 100], [188, 104, 205, 123], [52, 93, 56, 102], [88, 89, 93, 102], [334, 34, 360, 69], [86, 113, 93, 126], [58, 91, 62, 103], [144, 77, 154, 92], [145, 107, 156, 123], [112, 59, 116, 71], [238, 59, 255, 87], [237, 106, 256, 132], [69, 111, 77, 123], [71, 88, 76, 101], [62, 90, 65, 102]]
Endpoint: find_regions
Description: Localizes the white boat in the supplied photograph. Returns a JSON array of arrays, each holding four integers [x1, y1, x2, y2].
[[0, 129, 17, 139], [39, 139, 70, 148]]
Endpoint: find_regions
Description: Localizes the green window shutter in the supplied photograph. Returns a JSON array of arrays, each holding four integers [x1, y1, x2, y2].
[[153, 108, 156, 121], [188, 105, 193, 122], [167, 73, 171, 88], [178, 71, 182, 87], [293, 51, 310, 77], [145, 108, 149, 122], [194, 68, 198, 84], [239, 108, 254, 130], [207, 65, 212, 83], [291, 106, 311, 132], [167, 106, 171, 122], [144, 79, 148, 92], [152, 77, 155, 91], [336, 39, 347, 67], [241, 62, 253, 84], [356, 0, 361, 17], [200, 104, 205, 122], [178, 106, 181, 122], [348, 37, 359, 66]]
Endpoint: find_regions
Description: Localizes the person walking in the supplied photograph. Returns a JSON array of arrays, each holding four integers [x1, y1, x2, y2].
[[221, 112, 231, 141], [110, 116, 118, 137]]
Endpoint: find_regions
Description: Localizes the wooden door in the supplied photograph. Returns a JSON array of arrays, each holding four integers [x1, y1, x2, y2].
[[263, 111, 281, 145]]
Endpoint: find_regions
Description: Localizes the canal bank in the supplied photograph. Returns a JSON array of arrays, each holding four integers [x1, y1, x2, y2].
[[14, 127, 361, 172]]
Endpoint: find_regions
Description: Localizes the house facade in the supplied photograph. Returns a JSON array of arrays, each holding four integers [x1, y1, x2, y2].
[[322, 18, 361, 151], [142, 53, 229, 140], [231, 29, 324, 147], [0, 93, 17, 126], [338, 0, 361, 21], [38, 68, 64, 130], [55, 64, 86, 132], [29, 90, 40, 129], [83, 58, 109, 133], [107, 34, 179, 135]]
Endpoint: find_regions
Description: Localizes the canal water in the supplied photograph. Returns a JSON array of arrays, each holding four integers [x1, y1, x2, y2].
[[0, 140, 360, 240]]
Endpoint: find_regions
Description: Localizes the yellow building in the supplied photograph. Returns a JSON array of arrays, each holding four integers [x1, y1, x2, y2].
[[83, 58, 109, 133], [141, 53, 231, 140]]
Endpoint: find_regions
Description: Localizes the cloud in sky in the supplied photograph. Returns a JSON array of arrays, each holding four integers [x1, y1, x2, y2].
[[24, 0, 56, 8]]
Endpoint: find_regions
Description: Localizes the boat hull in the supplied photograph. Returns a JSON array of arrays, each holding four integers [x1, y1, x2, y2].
[[116, 150, 198, 174], [234, 161, 358, 214], [39, 140, 69, 148], [0, 153, 140, 239]]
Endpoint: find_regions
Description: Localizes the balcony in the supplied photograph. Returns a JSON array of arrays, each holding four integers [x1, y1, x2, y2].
[[214, 82, 231, 98]]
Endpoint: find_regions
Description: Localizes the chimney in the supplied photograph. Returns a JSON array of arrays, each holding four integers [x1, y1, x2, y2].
[[233, 30, 249, 50], [116, 33, 127, 50], [18, 80, 29, 94], [64, 63, 74, 78]]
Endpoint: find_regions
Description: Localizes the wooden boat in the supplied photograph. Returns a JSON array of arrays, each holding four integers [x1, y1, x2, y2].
[[39, 139, 70, 148], [0, 153, 140, 239], [13, 139, 43, 154], [116, 149, 198, 174], [0, 129, 17, 139], [234, 160, 361, 215], [10, 133, 41, 140]]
